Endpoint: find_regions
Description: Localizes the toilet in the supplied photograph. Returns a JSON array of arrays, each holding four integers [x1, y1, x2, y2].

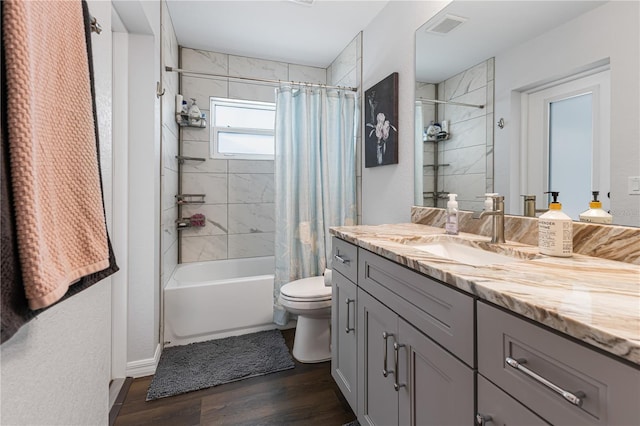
[[279, 276, 332, 363]]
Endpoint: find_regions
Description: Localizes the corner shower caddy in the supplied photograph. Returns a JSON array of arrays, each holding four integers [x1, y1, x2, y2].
[[417, 97, 485, 207]]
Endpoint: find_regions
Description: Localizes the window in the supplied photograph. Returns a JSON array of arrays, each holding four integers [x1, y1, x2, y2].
[[210, 97, 276, 160]]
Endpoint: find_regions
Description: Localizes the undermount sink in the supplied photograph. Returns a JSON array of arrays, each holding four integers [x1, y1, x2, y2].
[[411, 240, 522, 266]]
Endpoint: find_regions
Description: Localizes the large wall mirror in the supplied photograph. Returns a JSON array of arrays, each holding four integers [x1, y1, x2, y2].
[[415, 1, 639, 227]]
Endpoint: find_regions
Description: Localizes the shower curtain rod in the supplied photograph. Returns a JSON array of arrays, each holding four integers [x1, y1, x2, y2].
[[417, 97, 484, 109], [165, 66, 358, 92]]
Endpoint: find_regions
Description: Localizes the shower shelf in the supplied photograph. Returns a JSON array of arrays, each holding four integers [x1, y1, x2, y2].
[[175, 112, 206, 128], [175, 194, 206, 205], [176, 155, 206, 164]]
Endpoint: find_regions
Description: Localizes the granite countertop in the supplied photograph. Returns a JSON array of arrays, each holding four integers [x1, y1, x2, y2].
[[330, 223, 640, 365]]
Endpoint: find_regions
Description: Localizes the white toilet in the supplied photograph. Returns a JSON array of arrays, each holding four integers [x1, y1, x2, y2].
[[279, 276, 332, 363]]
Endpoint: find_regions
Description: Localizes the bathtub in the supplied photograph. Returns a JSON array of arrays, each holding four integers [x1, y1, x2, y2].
[[164, 256, 275, 347]]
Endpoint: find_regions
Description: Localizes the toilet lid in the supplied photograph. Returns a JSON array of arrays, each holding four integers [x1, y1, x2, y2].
[[280, 276, 332, 301]]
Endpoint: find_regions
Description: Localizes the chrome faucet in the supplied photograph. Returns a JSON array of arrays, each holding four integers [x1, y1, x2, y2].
[[472, 195, 505, 243]]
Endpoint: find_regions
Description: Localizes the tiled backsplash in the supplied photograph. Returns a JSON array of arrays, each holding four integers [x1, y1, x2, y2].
[[411, 206, 640, 264]]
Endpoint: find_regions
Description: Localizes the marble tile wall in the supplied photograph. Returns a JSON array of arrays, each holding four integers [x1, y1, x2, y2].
[[179, 48, 327, 263], [436, 58, 495, 212], [328, 33, 362, 224], [415, 82, 437, 207], [161, 1, 179, 286]]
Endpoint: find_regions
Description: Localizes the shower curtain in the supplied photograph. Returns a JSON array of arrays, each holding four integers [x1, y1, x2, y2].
[[273, 85, 358, 325]]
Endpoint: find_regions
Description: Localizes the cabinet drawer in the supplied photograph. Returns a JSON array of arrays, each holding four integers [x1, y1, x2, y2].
[[358, 248, 474, 367], [477, 375, 548, 425], [478, 301, 640, 425], [332, 237, 358, 283]]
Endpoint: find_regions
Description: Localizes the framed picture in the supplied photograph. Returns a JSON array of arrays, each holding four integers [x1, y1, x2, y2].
[[364, 72, 399, 167]]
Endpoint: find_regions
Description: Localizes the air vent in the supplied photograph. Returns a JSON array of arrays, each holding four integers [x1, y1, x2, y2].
[[288, 0, 315, 5], [425, 14, 467, 35]]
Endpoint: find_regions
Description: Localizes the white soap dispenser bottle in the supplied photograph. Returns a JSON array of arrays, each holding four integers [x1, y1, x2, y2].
[[579, 191, 613, 224], [445, 193, 459, 235], [484, 193, 498, 212], [538, 191, 573, 257]]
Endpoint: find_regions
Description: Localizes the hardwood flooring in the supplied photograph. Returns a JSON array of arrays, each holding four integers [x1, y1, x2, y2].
[[114, 329, 356, 426]]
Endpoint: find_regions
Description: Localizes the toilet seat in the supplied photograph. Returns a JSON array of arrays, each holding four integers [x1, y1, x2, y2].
[[280, 276, 331, 302]]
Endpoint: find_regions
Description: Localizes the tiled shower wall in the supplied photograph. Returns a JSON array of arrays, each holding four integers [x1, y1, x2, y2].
[[416, 82, 437, 207], [178, 48, 327, 263], [437, 58, 495, 212], [327, 33, 363, 224], [161, 1, 179, 286]]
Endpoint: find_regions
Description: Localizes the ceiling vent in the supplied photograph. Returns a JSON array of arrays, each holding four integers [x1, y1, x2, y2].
[[288, 0, 315, 5], [425, 14, 467, 35]]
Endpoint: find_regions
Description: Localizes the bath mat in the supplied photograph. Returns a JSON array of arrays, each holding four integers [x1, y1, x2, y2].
[[146, 329, 295, 401]]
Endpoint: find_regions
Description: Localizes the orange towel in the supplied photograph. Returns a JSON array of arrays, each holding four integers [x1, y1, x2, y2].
[[3, 0, 110, 309]]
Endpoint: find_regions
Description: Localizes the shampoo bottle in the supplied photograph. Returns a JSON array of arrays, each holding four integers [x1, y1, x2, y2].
[[445, 193, 459, 235], [579, 191, 612, 224], [538, 192, 573, 257]]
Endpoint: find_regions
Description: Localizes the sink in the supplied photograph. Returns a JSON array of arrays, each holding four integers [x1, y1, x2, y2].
[[411, 240, 522, 266]]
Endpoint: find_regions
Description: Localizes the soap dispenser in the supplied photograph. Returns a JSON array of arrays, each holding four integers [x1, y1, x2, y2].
[[579, 191, 612, 224], [538, 191, 572, 257], [445, 193, 459, 235], [483, 193, 498, 211]]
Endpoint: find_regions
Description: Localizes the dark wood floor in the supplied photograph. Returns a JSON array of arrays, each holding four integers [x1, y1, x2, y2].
[[114, 329, 356, 426]]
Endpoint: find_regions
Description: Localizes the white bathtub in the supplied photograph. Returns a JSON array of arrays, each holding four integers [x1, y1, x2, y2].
[[164, 256, 275, 346]]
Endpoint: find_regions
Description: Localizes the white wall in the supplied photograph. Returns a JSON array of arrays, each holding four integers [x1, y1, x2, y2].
[[112, 0, 162, 377], [361, 1, 450, 225], [0, 1, 112, 424], [494, 1, 640, 226]]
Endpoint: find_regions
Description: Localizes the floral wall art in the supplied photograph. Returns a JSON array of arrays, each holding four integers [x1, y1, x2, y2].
[[365, 72, 398, 167]]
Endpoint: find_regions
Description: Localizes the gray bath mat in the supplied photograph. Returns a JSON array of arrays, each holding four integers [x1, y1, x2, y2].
[[146, 329, 295, 401]]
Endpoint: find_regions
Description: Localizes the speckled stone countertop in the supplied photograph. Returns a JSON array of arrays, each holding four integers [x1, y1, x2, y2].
[[330, 223, 640, 366]]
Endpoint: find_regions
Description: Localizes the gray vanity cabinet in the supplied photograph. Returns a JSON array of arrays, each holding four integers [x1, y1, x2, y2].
[[476, 375, 549, 425], [478, 301, 640, 425], [357, 289, 400, 426], [331, 237, 359, 412], [331, 270, 358, 411], [356, 249, 475, 426]]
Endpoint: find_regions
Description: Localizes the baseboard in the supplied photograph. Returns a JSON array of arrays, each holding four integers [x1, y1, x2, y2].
[[126, 344, 161, 378]]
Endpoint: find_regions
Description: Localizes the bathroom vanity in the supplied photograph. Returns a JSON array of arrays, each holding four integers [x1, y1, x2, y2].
[[330, 223, 640, 425]]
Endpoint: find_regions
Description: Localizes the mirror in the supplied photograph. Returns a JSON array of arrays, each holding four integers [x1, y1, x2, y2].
[[415, 1, 639, 227]]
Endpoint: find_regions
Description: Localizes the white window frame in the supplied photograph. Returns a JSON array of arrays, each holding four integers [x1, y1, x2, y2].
[[210, 97, 275, 161]]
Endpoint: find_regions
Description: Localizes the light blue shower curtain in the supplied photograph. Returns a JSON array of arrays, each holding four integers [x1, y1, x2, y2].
[[273, 85, 358, 325]]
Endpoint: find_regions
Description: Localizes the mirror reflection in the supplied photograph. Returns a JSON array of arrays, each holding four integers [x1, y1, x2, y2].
[[415, 1, 639, 227]]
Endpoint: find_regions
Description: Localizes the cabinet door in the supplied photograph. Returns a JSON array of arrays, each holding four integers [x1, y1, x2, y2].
[[397, 318, 474, 426], [331, 271, 358, 411], [357, 289, 398, 426], [477, 375, 549, 426]]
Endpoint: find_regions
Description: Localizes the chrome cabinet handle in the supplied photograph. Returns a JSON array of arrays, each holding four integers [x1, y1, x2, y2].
[[505, 357, 585, 407], [393, 342, 406, 391], [345, 298, 355, 333], [334, 252, 350, 265], [475, 413, 492, 425], [382, 332, 394, 377]]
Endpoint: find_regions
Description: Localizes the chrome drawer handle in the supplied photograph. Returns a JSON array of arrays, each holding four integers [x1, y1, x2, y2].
[[393, 342, 406, 391], [475, 413, 493, 425], [382, 332, 394, 377], [505, 357, 585, 407], [334, 253, 350, 265], [345, 298, 355, 333]]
